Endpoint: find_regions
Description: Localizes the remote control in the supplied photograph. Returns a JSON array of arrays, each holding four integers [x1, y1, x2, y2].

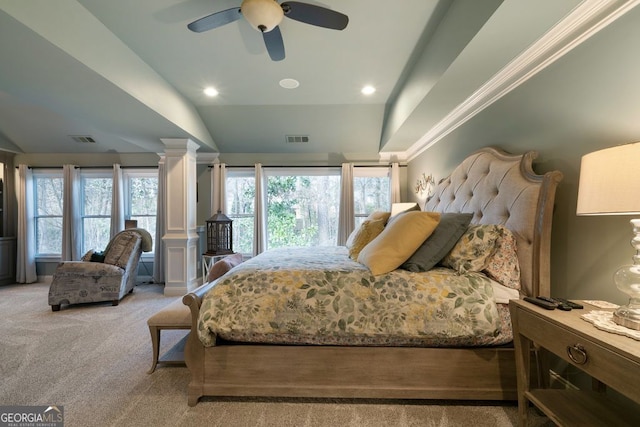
[[537, 296, 571, 311], [524, 296, 557, 310], [551, 297, 583, 309]]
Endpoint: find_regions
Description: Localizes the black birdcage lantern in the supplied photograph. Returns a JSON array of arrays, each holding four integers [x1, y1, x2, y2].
[[205, 211, 233, 255]]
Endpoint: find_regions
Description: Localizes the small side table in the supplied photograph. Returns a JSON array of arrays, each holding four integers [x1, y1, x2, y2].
[[509, 299, 640, 426], [202, 253, 233, 281]]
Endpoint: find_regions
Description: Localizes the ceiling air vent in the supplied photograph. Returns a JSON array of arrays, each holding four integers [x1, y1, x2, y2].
[[285, 135, 309, 143], [70, 135, 96, 143]]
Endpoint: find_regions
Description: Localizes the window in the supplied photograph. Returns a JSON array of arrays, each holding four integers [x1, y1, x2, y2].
[[80, 170, 112, 254], [353, 167, 391, 227], [123, 170, 158, 253], [265, 168, 340, 248], [225, 169, 255, 255], [33, 170, 64, 256]]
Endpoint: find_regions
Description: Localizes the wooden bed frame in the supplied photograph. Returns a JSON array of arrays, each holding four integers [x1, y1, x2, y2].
[[182, 147, 563, 406]]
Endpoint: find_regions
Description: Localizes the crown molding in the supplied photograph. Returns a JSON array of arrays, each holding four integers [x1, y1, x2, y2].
[[403, 0, 640, 162]]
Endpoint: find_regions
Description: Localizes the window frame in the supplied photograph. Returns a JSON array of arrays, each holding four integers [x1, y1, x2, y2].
[[33, 168, 64, 259], [225, 167, 256, 256], [353, 166, 391, 225], [122, 168, 158, 257], [79, 169, 113, 255], [263, 166, 341, 249]]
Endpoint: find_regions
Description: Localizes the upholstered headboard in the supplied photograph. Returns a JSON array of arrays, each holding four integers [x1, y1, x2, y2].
[[424, 147, 563, 298]]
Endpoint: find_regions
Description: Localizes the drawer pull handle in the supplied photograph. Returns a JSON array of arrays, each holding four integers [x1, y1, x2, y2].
[[567, 343, 588, 365]]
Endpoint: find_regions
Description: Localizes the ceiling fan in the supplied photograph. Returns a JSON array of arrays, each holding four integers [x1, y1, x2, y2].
[[187, 0, 349, 61]]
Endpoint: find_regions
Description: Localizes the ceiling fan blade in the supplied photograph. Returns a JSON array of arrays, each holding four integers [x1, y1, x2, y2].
[[263, 26, 285, 61], [187, 7, 242, 33], [281, 1, 348, 30]]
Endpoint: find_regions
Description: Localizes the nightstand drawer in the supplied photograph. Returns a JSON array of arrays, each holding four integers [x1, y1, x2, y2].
[[517, 309, 640, 400]]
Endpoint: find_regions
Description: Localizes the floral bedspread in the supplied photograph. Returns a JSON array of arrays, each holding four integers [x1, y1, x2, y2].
[[197, 246, 508, 347]]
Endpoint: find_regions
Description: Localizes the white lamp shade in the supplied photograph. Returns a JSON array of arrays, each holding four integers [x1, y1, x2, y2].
[[241, 0, 284, 32], [577, 142, 640, 215]]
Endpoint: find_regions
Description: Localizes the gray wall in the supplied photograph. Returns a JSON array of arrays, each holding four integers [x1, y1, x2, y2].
[[408, 5, 640, 305]]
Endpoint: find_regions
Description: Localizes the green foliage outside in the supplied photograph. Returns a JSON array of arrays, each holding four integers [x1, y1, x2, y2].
[[226, 173, 390, 254]]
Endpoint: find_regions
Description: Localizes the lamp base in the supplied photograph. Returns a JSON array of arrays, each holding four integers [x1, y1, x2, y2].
[[612, 307, 640, 330]]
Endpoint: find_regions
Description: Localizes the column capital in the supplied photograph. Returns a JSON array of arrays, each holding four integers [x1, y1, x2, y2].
[[161, 138, 199, 153]]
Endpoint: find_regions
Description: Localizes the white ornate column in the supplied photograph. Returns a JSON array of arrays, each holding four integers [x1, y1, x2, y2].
[[161, 138, 199, 295]]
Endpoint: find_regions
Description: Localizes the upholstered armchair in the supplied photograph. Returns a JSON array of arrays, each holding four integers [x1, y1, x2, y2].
[[48, 228, 153, 311]]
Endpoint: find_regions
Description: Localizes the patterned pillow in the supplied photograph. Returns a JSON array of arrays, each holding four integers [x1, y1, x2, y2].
[[483, 227, 521, 290], [441, 224, 502, 274], [82, 249, 95, 262], [346, 219, 386, 260]]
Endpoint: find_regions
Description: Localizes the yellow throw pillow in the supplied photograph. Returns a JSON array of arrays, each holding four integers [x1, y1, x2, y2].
[[358, 211, 441, 275], [345, 211, 389, 249], [347, 219, 386, 260], [366, 211, 391, 224]]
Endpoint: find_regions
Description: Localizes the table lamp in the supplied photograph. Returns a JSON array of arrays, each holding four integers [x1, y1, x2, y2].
[[576, 142, 640, 330]]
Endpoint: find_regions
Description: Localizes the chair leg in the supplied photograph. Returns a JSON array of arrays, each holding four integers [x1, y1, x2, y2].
[[147, 326, 161, 374], [51, 305, 60, 312]]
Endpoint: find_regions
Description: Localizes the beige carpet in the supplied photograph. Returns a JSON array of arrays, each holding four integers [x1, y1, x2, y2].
[[0, 282, 553, 427]]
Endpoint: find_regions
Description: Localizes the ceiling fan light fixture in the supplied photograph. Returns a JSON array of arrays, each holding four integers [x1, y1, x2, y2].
[[241, 0, 284, 32]]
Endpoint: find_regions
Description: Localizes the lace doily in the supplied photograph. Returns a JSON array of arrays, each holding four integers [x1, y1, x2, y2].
[[580, 310, 640, 341]]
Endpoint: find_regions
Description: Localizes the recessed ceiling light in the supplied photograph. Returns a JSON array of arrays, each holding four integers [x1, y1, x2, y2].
[[204, 87, 219, 97], [279, 78, 300, 89], [361, 85, 376, 95]]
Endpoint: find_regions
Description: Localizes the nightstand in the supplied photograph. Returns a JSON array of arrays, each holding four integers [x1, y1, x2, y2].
[[509, 299, 640, 426]]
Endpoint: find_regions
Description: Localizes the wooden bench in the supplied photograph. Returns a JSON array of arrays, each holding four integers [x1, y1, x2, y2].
[[146, 253, 244, 373], [146, 298, 191, 374]]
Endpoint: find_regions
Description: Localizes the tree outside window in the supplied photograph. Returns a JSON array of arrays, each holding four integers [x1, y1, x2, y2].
[[265, 169, 340, 249], [124, 171, 158, 252], [226, 170, 255, 255], [33, 170, 64, 256], [81, 171, 112, 254], [353, 167, 391, 227]]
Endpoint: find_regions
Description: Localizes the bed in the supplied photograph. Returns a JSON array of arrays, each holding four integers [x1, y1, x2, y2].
[[182, 147, 563, 406]]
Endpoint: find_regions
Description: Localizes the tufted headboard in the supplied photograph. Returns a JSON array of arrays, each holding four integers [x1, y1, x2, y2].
[[424, 147, 563, 298]]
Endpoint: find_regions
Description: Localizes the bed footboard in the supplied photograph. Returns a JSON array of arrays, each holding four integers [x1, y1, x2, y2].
[[189, 344, 522, 405], [182, 281, 217, 407]]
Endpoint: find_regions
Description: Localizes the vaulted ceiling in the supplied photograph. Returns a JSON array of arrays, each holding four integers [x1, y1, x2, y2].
[[1, 0, 635, 161]]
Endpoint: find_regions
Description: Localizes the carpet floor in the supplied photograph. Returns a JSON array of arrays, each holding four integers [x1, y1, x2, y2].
[[0, 282, 553, 426]]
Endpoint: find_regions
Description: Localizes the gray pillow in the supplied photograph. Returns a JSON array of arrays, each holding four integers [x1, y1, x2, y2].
[[401, 213, 473, 272]]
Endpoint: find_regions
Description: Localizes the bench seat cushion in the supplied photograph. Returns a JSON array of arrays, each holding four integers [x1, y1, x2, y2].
[[147, 298, 191, 327]]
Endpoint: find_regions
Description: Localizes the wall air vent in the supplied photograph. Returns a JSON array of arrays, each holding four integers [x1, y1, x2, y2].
[[70, 135, 96, 143], [285, 135, 309, 143]]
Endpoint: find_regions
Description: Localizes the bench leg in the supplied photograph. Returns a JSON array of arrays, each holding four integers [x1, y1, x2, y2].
[[147, 326, 161, 374]]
